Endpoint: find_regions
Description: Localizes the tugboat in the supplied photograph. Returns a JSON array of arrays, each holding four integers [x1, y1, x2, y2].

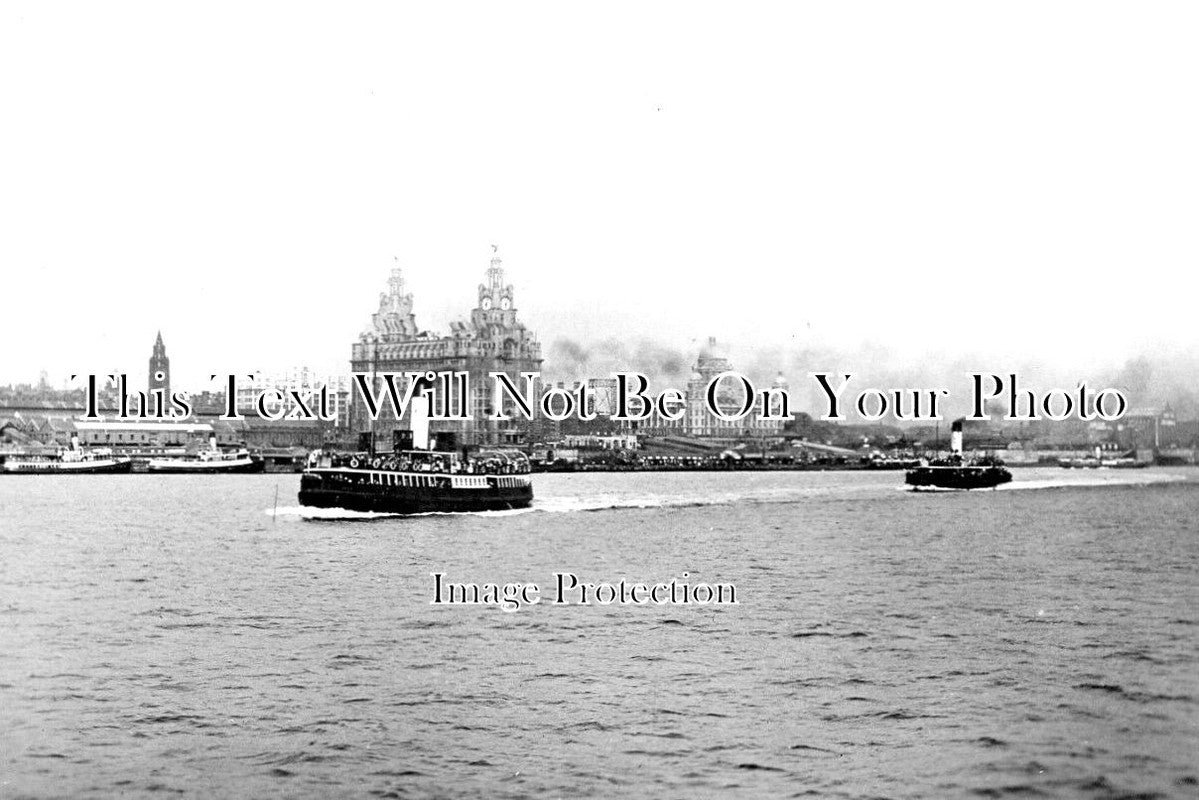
[[146, 436, 265, 474], [1, 434, 133, 474], [298, 383, 532, 514], [905, 420, 1012, 490]]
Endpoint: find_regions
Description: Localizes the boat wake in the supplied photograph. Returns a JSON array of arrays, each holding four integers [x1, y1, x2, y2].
[[266, 497, 716, 519], [266, 504, 537, 520], [998, 471, 1188, 492], [532, 494, 720, 514], [903, 471, 1188, 493], [268, 489, 777, 519]]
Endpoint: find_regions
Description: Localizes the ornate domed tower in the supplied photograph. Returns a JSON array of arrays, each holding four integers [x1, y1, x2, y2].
[[465, 247, 542, 441], [470, 248, 519, 333], [770, 371, 789, 418], [363, 265, 420, 343]]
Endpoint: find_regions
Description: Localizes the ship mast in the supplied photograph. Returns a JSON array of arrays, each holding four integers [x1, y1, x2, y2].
[[366, 333, 378, 456]]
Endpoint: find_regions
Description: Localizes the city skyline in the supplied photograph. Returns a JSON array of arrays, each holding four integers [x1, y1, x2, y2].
[[8, 238, 1199, 398], [7, 256, 1197, 422]]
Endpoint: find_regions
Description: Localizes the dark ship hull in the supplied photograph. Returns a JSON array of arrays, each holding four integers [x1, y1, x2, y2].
[[905, 465, 1012, 490], [299, 467, 533, 514]]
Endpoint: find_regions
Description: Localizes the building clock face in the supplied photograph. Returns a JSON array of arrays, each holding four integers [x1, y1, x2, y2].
[[500, 297, 511, 310], [481, 297, 493, 310]]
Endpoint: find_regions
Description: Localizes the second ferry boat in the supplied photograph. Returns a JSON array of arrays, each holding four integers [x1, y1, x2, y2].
[[905, 420, 1012, 490], [146, 436, 265, 474]]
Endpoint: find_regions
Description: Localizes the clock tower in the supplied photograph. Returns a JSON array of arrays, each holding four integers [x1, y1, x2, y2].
[[465, 246, 543, 439], [148, 331, 170, 401], [471, 247, 517, 329]]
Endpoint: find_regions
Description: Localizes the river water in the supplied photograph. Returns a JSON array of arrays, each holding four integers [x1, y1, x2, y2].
[[1, 468, 1196, 798]]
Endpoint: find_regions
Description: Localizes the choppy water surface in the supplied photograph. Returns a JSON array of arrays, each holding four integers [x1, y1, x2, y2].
[[1, 468, 1197, 798]]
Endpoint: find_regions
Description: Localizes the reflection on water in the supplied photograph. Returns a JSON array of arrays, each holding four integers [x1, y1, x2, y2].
[[1, 468, 1197, 798]]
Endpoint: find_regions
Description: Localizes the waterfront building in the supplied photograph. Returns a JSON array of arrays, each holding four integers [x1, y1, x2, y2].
[[1116, 406, 1179, 450], [240, 418, 327, 450], [236, 366, 351, 429], [617, 339, 788, 441], [69, 416, 327, 453], [188, 390, 228, 417], [684, 340, 739, 437], [560, 433, 638, 450], [74, 420, 214, 449], [349, 251, 543, 447]]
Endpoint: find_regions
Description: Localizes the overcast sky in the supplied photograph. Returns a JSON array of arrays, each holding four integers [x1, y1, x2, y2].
[[3, 2, 1197, 393]]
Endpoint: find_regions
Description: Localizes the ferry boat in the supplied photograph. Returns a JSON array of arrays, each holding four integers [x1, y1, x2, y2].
[[299, 382, 532, 513], [863, 454, 922, 470], [299, 448, 533, 514], [146, 436, 265, 474], [1060, 449, 1148, 469], [1099, 457, 1148, 469], [1059, 456, 1101, 469], [1, 435, 133, 474], [905, 420, 1012, 490]]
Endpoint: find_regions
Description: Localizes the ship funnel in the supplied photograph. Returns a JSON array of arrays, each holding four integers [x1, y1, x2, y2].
[[70, 432, 80, 451], [409, 379, 431, 451], [209, 433, 218, 451], [950, 419, 964, 455]]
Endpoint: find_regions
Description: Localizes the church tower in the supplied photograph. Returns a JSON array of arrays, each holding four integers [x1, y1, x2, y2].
[[149, 331, 170, 400]]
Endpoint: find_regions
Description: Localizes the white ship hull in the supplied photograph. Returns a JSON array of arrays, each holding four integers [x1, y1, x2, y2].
[[146, 455, 264, 473], [2, 457, 133, 474]]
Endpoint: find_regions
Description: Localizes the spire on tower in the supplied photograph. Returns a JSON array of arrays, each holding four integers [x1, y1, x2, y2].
[[365, 262, 419, 341], [487, 246, 504, 293], [387, 263, 406, 300], [149, 331, 171, 401]]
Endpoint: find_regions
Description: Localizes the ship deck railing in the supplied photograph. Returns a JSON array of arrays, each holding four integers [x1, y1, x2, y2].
[[314, 449, 531, 476]]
